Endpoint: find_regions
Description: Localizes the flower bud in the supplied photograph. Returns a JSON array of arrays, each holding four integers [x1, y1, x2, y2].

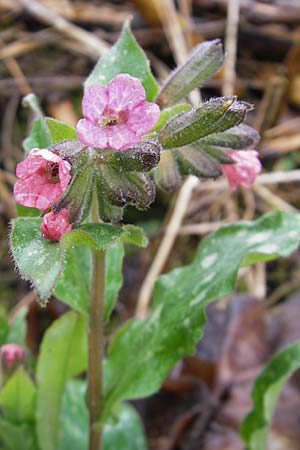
[[49, 139, 86, 162], [158, 97, 253, 149], [157, 39, 224, 107], [192, 143, 235, 164], [103, 140, 161, 172], [98, 166, 155, 211], [201, 123, 260, 149], [0, 344, 25, 384], [175, 146, 222, 178], [52, 152, 93, 225], [154, 150, 182, 191]]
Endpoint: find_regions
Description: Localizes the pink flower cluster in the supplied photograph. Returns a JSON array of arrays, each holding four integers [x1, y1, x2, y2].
[[14, 148, 72, 240], [14, 74, 160, 240], [76, 74, 160, 151], [221, 150, 261, 190]]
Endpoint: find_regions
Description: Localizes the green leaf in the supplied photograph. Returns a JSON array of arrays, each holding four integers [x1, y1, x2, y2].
[[53, 246, 91, 316], [58, 379, 146, 450], [0, 420, 38, 450], [200, 123, 260, 149], [103, 403, 147, 450], [54, 243, 124, 319], [16, 204, 40, 218], [22, 94, 51, 153], [85, 19, 158, 101], [157, 39, 223, 107], [36, 311, 87, 450], [0, 367, 36, 424], [45, 118, 76, 144], [240, 343, 300, 450], [6, 306, 28, 346], [10, 218, 63, 303], [10, 218, 147, 303], [104, 243, 124, 322], [158, 97, 252, 149], [102, 211, 300, 418]]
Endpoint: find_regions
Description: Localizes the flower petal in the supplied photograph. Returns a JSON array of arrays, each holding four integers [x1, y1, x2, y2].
[[14, 172, 64, 210], [126, 101, 160, 136], [14, 148, 71, 210], [82, 84, 108, 122], [76, 118, 109, 149], [221, 150, 261, 190], [107, 74, 146, 113], [107, 124, 139, 151]]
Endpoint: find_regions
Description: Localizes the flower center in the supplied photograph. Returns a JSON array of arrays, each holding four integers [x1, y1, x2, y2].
[[99, 114, 119, 127], [99, 110, 127, 127], [46, 161, 59, 183]]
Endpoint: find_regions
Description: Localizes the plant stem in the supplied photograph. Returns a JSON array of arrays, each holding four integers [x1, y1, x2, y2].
[[88, 247, 105, 450]]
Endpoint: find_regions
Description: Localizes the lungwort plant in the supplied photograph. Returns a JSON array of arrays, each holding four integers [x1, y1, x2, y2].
[[3, 19, 300, 450]]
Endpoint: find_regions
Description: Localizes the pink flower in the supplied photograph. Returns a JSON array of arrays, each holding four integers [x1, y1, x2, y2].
[[221, 150, 262, 190], [40, 208, 72, 241], [0, 343, 25, 368], [14, 148, 71, 210], [76, 74, 160, 151]]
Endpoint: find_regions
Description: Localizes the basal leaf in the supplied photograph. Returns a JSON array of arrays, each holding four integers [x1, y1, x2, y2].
[[85, 20, 158, 101], [0, 367, 36, 424], [36, 311, 87, 450], [102, 211, 300, 418], [10, 218, 146, 303], [240, 342, 300, 450], [46, 118, 77, 144], [58, 379, 146, 450]]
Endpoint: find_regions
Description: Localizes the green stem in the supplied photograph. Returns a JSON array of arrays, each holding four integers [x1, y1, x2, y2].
[[88, 247, 105, 450]]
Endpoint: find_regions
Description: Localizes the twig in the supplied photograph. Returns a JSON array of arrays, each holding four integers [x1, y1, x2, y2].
[[135, 176, 199, 319], [8, 290, 35, 322], [253, 184, 298, 213], [15, 0, 109, 57], [179, 221, 226, 235], [154, 0, 201, 104], [223, 0, 240, 96]]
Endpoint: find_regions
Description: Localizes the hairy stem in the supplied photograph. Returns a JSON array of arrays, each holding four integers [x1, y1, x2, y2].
[[88, 247, 105, 450]]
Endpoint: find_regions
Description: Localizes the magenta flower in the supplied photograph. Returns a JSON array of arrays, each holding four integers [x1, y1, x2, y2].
[[14, 148, 71, 211], [76, 74, 160, 151], [0, 343, 25, 369], [40, 208, 72, 241], [221, 150, 261, 190]]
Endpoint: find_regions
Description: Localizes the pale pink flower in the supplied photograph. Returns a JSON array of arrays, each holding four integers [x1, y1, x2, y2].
[[76, 74, 160, 151], [14, 148, 71, 210], [221, 150, 262, 190], [0, 343, 25, 368], [40, 208, 72, 241]]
